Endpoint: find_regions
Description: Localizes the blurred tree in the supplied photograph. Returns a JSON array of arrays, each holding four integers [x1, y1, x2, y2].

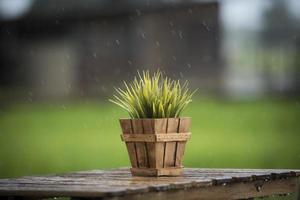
[[260, 0, 300, 94]]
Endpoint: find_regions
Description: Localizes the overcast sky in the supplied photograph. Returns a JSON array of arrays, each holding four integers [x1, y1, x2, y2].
[[221, 0, 300, 32]]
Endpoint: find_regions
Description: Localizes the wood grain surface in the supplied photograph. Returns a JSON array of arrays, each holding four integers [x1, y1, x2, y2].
[[0, 168, 299, 199]]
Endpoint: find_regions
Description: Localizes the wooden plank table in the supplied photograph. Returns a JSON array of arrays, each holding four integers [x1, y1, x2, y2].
[[0, 168, 299, 200]]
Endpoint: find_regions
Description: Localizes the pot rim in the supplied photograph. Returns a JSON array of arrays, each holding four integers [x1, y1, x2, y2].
[[119, 117, 191, 120]]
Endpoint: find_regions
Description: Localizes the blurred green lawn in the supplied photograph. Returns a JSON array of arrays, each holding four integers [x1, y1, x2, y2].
[[0, 97, 300, 178]]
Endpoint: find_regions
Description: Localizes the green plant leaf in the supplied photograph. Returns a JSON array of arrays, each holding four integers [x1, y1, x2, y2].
[[109, 70, 197, 118]]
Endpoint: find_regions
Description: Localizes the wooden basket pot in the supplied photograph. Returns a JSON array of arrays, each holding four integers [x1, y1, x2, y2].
[[120, 117, 191, 176]]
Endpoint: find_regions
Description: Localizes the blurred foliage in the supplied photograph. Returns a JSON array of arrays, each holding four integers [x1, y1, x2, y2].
[[0, 97, 300, 178]]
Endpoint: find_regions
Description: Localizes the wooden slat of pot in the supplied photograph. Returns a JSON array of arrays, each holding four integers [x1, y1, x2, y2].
[[130, 166, 183, 176], [175, 117, 191, 167], [164, 118, 179, 167], [155, 133, 191, 141], [132, 119, 149, 168], [154, 118, 168, 169], [121, 133, 191, 142], [119, 119, 138, 168], [142, 119, 156, 168]]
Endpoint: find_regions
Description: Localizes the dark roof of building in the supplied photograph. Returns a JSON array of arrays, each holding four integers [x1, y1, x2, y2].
[[0, 0, 217, 22]]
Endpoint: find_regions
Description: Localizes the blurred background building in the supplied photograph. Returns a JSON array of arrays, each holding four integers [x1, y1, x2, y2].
[[1, 0, 299, 102], [0, 0, 220, 102]]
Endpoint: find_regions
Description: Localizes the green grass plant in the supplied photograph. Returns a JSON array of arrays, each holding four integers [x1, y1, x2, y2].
[[109, 70, 196, 118]]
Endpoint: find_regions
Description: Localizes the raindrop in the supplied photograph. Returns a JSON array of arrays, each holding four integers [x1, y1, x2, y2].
[[172, 55, 177, 61], [202, 21, 210, 31], [136, 9, 141, 16], [55, 20, 60, 25], [155, 41, 160, 47], [188, 8, 193, 14], [140, 32, 146, 39], [186, 63, 192, 68], [115, 39, 120, 45], [101, 86, 107, 92], [62, 104, 66, 110], [93, 53, 97, 59], [178, 30, 183, 39], [169, 21, 174, 27], [255, 185, 262, 192], [128, 60, 132, 65], [180, 72, 183, 78]]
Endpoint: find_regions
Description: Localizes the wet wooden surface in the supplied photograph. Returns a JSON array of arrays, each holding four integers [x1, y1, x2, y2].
[[0, 168, 299, 199]]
